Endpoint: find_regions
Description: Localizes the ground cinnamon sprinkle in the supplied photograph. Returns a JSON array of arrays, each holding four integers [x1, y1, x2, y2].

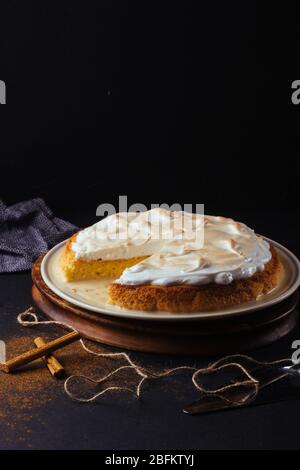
[[1, 313, 194, 450], [1, 333, 142, 404], [0, 333, 57, 447], [0, 327, 147, 447], [0, 335, 57, 409]]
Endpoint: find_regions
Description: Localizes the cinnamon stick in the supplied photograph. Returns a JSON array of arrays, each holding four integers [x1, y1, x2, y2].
[[1, 331, 80, 373], [34, 337, 65, 378]]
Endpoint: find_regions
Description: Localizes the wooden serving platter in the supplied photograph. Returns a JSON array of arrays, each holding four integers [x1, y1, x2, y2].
[[32, 255, 299, 355]]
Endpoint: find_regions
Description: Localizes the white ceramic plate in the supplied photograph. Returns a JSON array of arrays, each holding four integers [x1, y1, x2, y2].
[[41, 238, 300, 322]]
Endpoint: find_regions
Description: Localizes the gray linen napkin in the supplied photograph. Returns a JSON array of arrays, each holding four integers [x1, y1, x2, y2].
[[0, 198, 78, 272]]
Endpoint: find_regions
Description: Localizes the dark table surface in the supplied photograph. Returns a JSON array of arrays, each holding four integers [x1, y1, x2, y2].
[[1, 210, 300, 450]]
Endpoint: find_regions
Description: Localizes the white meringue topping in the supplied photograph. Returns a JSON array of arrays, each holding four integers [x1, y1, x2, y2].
[[71, 208, 271, 286]]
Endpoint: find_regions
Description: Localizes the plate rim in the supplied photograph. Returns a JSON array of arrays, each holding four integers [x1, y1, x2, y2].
[[40, 237, 300, 322]]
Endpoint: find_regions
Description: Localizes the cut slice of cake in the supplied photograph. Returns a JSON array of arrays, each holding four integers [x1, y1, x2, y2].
[[61, 233, 148, 281], [61, 210, 202, 281]]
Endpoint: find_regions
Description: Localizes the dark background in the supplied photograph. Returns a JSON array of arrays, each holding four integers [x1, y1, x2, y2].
[[1, 1, 299, 252], [1, 1, 295, 218]]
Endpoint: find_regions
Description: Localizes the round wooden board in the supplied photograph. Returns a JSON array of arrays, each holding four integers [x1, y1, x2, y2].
[[32, 255, 299, 355]]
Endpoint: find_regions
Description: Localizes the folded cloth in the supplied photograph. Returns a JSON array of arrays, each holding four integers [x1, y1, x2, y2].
[[0, 198, 78, 272]]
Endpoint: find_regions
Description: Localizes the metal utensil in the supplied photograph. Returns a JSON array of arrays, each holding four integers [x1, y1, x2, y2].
[[183, 362, 300, 415]]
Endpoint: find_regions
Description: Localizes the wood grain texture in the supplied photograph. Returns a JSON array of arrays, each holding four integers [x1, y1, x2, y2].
[[31, 254, 299, 355]]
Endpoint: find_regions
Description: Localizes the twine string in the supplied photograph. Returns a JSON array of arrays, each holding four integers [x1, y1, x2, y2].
[[17, 308, 292, 404]]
